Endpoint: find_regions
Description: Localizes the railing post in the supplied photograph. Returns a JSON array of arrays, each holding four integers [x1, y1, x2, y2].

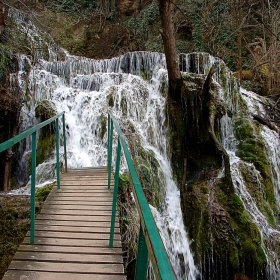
[[107, 113, 110, 170], [55, 119, 61, 189], [107, 118, 113, 190], [30, 131, 37, 244], [109, 137, 121, 247], [135, 226, 148, 280], [62, 113, 67, 173]]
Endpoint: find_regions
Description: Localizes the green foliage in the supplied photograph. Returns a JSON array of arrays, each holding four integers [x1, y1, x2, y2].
[[117, 172, 139, 275], [126, 1, 161, 50], [0, 196, 30, 278], [40, 0, 99, 14], [35, 183, 53, 202], [36, 132, 55, 166], [0, 45, 17, 84]]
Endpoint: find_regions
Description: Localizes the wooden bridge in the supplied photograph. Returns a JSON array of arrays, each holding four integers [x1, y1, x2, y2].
[[3, 167, 126, 280], [0, 112, 176, 280]]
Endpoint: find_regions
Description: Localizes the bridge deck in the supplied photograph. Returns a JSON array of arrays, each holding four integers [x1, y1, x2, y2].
[[3, 167, 126, 280]]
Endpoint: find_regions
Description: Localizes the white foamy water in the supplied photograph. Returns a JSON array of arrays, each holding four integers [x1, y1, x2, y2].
[[219, 88, 280, 279], [13, 49, 199, 279]]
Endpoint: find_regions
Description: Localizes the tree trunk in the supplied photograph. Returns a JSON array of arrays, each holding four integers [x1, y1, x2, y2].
[[237, 1, 242, 82], [159, 0, 182, 101], [3, 148, 13, 191], [0, 3, 7, 39]]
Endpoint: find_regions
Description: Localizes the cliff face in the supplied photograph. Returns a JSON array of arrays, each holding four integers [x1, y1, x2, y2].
[[167, 53, 280, 279]]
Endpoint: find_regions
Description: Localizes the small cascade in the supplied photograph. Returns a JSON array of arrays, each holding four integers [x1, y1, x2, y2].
[[219, 90, 280, 279], [179, 52, 216, 74]]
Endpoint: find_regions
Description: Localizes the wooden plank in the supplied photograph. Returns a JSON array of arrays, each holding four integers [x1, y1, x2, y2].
[[57, 183, 110, 186], [44, 196, 113, 202], [39, 209, 112, 216], [3, 271, 126, 280], [13, 251, 124, 263], [34, 225, 120, 234], [60, 178, 110, 181], [47, 192, 112, 197], [7, 261, 124, 274], [35, 220, 115, 228], [26, 231, 121, 240], [35, 214, 114, 222], [22, 237, 122, 248], [41, 200, 112, 206], [56, 186, 113, 191], [40, 204, 113, 211], [17, 245, 123, 255]]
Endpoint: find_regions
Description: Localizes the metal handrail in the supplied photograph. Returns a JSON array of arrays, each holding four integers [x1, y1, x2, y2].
[[107, 112, 176, 280], [0, 112, 67, 244]]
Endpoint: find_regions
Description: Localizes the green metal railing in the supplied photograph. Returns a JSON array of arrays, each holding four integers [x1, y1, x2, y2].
[[0, 112, 67, 244], [107, 112, 176, 280]]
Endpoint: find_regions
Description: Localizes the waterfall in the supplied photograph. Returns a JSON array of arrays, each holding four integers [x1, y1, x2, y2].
[[10, 49, 199, 279], [219, 88, 280, 279], [6, 9, 280, 279]]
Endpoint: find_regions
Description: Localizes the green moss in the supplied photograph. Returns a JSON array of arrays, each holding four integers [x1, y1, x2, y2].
[[235, 120, 254, 140], [121, 97, 127, 116], [35, 100, 57, 120], [100, 114, 107, 139], [234, 118, 277, 219], [229, 244, 239, 268], [0, 45, 17, 84], [119, 173, 129, 184], [36, 133, 55, 166], [224, 193, 267, 269], [35, 183, 54, 202], [183, 177, 267, 277], [133, 146, 164, 207], [108, 93, 114, 107]]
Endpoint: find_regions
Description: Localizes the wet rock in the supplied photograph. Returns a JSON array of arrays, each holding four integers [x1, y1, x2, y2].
[[35, 100, 57, 120]]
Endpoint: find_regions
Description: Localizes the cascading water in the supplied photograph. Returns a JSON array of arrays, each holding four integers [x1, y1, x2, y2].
[[6, 8, 280, 279], [218, 85, 280, 278], [10, 24, 199, 277], [40, 52, 199, 279]]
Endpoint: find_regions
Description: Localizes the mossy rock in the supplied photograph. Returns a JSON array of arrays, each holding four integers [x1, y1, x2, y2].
[[36, 132, 55, 166], [35, 100, 57, 120], [99, 113, 107, 140], [234, 117, 277, 217], [182, 176, 267, 279], [134, 147, 164, 207]]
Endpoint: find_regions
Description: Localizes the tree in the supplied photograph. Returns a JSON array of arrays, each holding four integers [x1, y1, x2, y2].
[[0, 2, 7, 40], [159, 0, 182, 101], [158, 0, 234, 189]]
